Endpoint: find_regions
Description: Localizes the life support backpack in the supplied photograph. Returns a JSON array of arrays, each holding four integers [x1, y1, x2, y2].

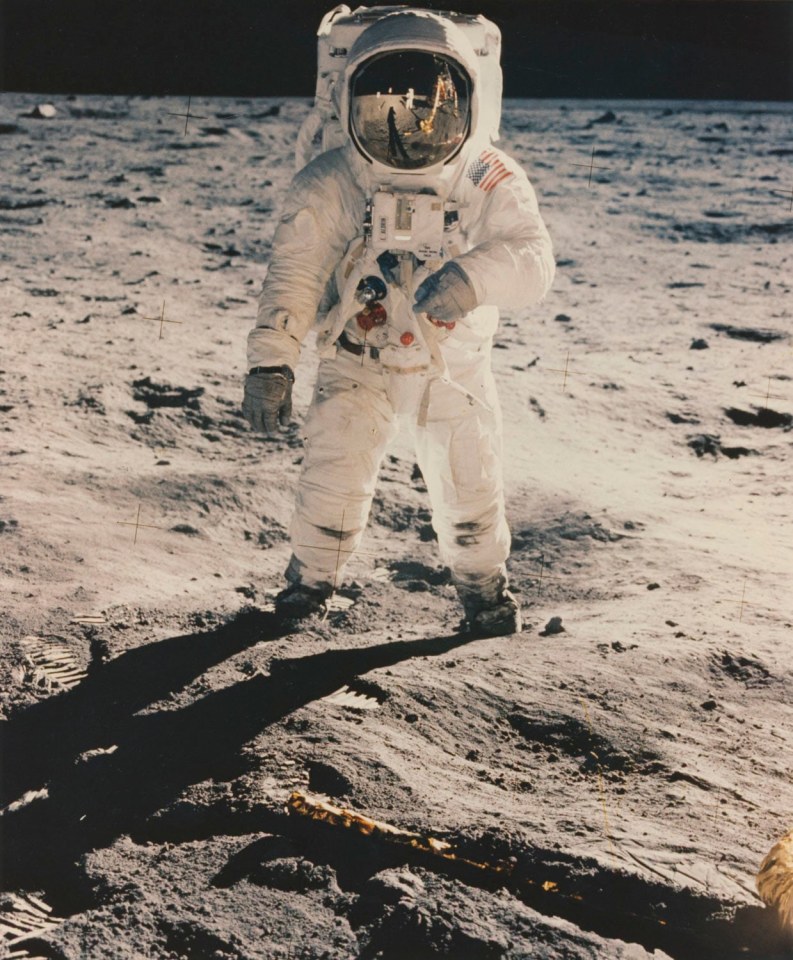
[[294, 4, 503, 173]]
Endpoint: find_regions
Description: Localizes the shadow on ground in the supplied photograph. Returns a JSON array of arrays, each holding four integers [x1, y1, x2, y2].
[[1, 611, 477, 899]]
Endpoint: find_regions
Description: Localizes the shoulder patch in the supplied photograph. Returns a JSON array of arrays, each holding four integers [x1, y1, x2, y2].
[[466, 148, 514, 193]]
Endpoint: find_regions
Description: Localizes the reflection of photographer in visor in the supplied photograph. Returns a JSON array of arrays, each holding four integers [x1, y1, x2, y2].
[[244, 9, 555, 636], [386, 106, 409, 163]]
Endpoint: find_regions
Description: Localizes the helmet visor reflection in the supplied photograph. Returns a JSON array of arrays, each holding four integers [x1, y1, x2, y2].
[[349, 51, 471, 170]]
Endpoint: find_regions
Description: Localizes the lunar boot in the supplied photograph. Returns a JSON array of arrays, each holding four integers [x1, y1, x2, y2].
[[274, 579, 334, 623], [455, 571, 522, 638]]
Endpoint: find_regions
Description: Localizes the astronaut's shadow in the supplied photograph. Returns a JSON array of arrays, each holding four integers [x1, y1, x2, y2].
[[1, 625, 479, 903], [0, 606, 285, 808]]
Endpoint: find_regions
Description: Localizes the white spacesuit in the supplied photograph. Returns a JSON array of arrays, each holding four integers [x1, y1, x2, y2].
[[243, 7, 555, 635]]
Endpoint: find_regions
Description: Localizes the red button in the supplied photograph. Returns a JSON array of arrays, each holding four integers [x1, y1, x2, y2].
[[400, 332, 415, 346]]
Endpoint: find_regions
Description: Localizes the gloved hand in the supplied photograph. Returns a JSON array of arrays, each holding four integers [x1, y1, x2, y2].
[[412, 260, 478, 323], [242, 365, 295, 437]]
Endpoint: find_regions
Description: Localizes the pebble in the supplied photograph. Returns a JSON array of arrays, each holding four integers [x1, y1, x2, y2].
[[540, 616, 565, 636], [29, 103, 57, 119]]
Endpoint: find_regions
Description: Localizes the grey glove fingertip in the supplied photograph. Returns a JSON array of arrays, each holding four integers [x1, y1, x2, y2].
[[413, 291, 438, 314]]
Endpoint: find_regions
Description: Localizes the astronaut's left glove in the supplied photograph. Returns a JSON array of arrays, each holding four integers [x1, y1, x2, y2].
[[412, 261, 478, 323]]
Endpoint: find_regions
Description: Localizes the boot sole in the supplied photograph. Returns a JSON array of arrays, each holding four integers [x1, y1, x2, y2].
[[466, 613, 523, 638]]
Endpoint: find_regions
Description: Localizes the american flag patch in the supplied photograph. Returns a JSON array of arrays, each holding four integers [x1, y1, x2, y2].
[[466, 149, 513, 192]]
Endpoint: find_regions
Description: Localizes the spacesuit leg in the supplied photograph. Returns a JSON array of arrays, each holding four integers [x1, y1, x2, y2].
[[413, 344, 512, 597], [286, 353, 397, 590]]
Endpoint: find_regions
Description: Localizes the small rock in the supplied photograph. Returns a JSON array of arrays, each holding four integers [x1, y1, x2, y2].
[[688, 434, 721, 458], [701, 699, 718, 711], [252, 857, 337, 893], [540, 616, 565, 636], [364, 867, 425, 905], [690, 338, 709, 350], [592, 109, 617, 124], [667, 412, 700, 425], [170, 524, 201, 537], [29, 103, 57, 119], [89, 636, 112, 667], [554, 313, 572, 323], [647, 582, 660, 590]]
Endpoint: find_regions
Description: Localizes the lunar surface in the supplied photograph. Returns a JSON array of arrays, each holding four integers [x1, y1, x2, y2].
[[1, 93, 791, 959]]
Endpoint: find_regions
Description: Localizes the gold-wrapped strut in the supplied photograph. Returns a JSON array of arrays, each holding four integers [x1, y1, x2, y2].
[[287, 790, 515, 879], [756, 829, 793, 932]]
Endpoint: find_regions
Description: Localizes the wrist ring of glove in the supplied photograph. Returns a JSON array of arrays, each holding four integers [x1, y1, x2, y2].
[[248, 365, 295, 382]]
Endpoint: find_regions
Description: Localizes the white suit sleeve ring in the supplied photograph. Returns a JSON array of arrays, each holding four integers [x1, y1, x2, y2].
[[412, 261, 478, 322]]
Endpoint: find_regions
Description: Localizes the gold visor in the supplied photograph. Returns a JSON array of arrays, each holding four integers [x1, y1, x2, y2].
[[350, 50, 471, 170]]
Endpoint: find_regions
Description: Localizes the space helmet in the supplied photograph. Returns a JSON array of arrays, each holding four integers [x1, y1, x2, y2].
[[335, 9, 502, 194]]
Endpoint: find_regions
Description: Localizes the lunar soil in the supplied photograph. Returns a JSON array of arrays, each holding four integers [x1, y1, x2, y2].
[[1, 94, 792, 959]]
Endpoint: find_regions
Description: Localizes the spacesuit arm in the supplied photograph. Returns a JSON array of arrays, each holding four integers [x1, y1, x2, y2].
[[454, 172, 555, 312], [247, 155, 357, 371]]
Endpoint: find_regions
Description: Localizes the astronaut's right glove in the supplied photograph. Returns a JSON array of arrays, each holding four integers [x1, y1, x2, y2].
[[243, 365, 295, 437], [412, 261, 478, 323]]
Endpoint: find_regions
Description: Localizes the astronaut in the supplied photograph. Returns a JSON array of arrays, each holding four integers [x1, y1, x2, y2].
[[243, 8, 555, 636]]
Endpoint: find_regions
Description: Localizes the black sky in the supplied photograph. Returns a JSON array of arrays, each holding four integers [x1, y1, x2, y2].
[[1, 0, 791, 100]]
